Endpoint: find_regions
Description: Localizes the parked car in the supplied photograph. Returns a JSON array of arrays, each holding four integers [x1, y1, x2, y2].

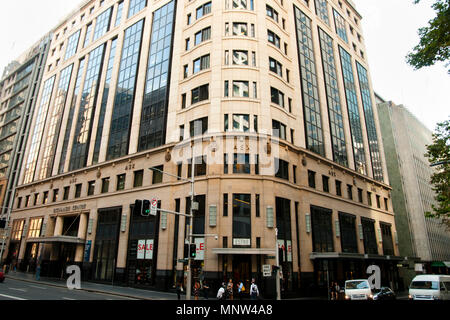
[[344, 279, 373, 300], [409, 274, 450, 300], [373, 287, 396, 300], [0, 270, 5, 283]]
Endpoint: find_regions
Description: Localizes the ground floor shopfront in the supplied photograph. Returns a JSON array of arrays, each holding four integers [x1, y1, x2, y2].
[[5, 143, 400, 298]]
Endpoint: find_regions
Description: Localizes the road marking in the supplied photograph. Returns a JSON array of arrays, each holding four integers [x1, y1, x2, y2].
[[29, 285, 46, 290], [62, 297, 75, 300], [0, 293, 27, 300], [8, 288, 27, 292]]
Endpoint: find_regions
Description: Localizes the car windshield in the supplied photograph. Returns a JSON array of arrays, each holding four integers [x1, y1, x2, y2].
[[345, 281, 369, 289], [410, 281, 439, 290]]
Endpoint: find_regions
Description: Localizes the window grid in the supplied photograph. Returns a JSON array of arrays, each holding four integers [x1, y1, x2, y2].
[[339, 46, 367, 175], [318, 28, 348, 167], [107, 20, 144, 160], [333, 9, 348, 43], [294, 7, 325, 156], [314, 0, 330, 25], [93, 38, 118, 164], [115, 1, 124, 27], [39, 64, 74, 179], [138, 1, 175, 152], [93, 7, 112, 41], [23, 76, 56, 184], [59, 58, 85, 174], [65, 30, 81, 60], [128, 0, 147, 18], [70, 44, 106, 171], [356, 62, 384, 182]]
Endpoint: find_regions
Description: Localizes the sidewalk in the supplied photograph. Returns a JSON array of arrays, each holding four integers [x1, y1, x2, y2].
[[5, 271, 181, 300]]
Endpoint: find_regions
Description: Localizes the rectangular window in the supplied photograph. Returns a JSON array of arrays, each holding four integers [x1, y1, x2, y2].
[[188, 156, 207, 177], [311, 206, 334, 252], [190, 117, 208, 137], [266, 5, 279, 22], [179, 125, 185, 142], [293, 165, 297, 184], [182, 93, 187, 109], [275, 159, 289, 180], [196, 2, 212, 19], [232, 114, 250, 132], [256, 194, 260, 217], [233, 194, 251, 243], [333, 9, 348, 43], [102, 177, 110, 193], [183, 65, 188, 78], [193, 54, 210, 73], [269, 57, 283, 76], [128, 0, 147, 18], [380, 222, 394, 256], [336, 180, 342, 196], [271, 87, 285, 107], [84, 23, 92, 47], [232, 50, 248, 65], [272, 120, 287, 140], [52, 189, 59, 202], [314, 0, 330, 25], [361, 217, 378, 254], [16, 196, 22, 209], [233, 22, 248, 36], [93, 7, 112, 41], [232, 81, 249, 98], [223, 194, 228, 217], [339, 212, 358, 253], [88, 181, 96, 196], [268, 30, 281, 48], [367, 192, 372, 206], [322, 175, 330, 193], [358, 188, 363, 203], [117, 174, 126, 190], [224, 154, 229, 174], [115, 1, 124, 26], [43, 191, 49, 205], [347, 185, 353, 200], [151, 166, 164, 184], [224, 81, 229, 97], [194, 27, 211, 45], [376, 195, 381, 208], [191, 84, 209, 104], [63, 186, 70, 200], [255, 154, 259, 175], [65, 30, 81, 60], [384, 198, 389, 211], [75, 184, 82, 198], [233, 154, 250, 174], [308, 170, 316, 188]]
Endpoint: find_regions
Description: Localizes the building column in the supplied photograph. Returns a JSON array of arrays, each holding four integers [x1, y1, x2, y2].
[[75, 213, 88, 263], [54, 216, 63, 236]]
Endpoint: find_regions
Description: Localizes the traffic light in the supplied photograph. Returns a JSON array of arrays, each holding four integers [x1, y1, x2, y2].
[[142, 200, 151, 216], [190, 244, 197, 259], [133, 200, 143, 216]]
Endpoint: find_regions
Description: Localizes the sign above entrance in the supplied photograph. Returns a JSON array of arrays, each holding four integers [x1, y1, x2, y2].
[[263, 264, 271, 277], [233, 238, 251, 246], [54, 204, 87, 214]]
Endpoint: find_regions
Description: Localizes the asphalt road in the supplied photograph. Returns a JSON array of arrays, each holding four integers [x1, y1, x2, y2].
[[0, 278, 136, 301]]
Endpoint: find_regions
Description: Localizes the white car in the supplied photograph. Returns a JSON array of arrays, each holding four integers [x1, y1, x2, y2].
[[409, 274, 450, 301], [344, 279, 373, 300]]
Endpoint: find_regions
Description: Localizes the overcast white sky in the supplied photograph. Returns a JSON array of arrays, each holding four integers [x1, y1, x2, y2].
[[0, 0, 448, 131]]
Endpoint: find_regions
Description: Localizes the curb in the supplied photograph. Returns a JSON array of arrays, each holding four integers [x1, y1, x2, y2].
[[6, 275, 153, 300]]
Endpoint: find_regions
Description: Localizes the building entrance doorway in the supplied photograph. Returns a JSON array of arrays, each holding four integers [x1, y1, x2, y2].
[[232, 255, 251, 295]]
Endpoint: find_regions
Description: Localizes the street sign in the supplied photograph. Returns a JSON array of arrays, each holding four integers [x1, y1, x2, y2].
[[151, 198, 158, 216], [263, 264, 271, 277]]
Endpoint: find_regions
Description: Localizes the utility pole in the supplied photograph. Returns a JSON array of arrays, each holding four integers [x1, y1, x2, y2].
[[186, 148, 195, 301], [275, 228, 281, 300]]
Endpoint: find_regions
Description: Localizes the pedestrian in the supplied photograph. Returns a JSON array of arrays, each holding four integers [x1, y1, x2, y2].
[[202, 280, 210, 300], [176, 280, 183, 300], [238, 281, 245, 300], [227, 278, 234, 300], [217, 282, 226, 300], [329, 282, 336, 300], [194, 281, 201, 300], [250, 278, 259, 300], [334, 282, 341, 300]]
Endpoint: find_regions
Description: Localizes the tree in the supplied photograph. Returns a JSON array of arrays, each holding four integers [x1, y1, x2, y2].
[[406, 0, 450, 73], [425, 119, 450, 229]]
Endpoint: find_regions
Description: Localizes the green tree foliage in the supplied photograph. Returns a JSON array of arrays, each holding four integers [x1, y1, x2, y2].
[[425, 119, 450, 229], [406, 0, 450, 73]]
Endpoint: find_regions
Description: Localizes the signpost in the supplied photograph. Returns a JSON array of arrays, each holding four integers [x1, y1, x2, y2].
[[263, 265, 272, 277], [150, 199, 158, 216]]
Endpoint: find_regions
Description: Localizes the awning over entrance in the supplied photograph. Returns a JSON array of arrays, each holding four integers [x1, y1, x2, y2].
[[212, 248, 276, 255], [310, 252, 403, 261], [431, 261, 449, 268], [26, 236, 86, 244]]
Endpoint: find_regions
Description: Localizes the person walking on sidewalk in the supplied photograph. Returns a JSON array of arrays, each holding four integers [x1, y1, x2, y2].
[[227, 278, 234, 300], [202, 280, 210, 300], [176, 280, 183, 300], [238, 281, 245, 300], [217, 283, 226, 300], [250, 278, 259, 300]]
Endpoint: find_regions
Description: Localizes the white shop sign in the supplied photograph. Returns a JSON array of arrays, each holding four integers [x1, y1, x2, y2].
[[195, 238, 205, 261], [233, 238, 251, 246], [137, 239, 154, 260]]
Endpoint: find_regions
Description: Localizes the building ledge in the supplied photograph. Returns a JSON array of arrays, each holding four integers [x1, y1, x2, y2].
[[27, 236, 86, 244], [310, 252, 403, 261], [212, 248, 276, 255]]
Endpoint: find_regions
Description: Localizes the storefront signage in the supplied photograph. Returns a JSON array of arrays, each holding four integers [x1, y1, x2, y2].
[[233, 238, 251, 246], [137, 239, 154, 260], [278, 240, 292, 262], [53, 204, 87, 214], [263, 265, 271, 277], [195, 238, 205, 261]]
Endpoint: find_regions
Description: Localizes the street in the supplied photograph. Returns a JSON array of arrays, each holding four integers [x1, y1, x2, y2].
[[0, 278, 136, 301]]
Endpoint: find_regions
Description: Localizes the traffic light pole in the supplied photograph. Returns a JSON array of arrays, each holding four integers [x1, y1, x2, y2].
[[275, 228, 281, 300]]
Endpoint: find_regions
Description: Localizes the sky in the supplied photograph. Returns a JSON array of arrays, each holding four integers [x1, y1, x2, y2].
[[0, 0, 448, 131]]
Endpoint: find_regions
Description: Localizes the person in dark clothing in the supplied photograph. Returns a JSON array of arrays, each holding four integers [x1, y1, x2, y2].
[[176, 281, 183, 300], [202, 280, 210, 299]]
